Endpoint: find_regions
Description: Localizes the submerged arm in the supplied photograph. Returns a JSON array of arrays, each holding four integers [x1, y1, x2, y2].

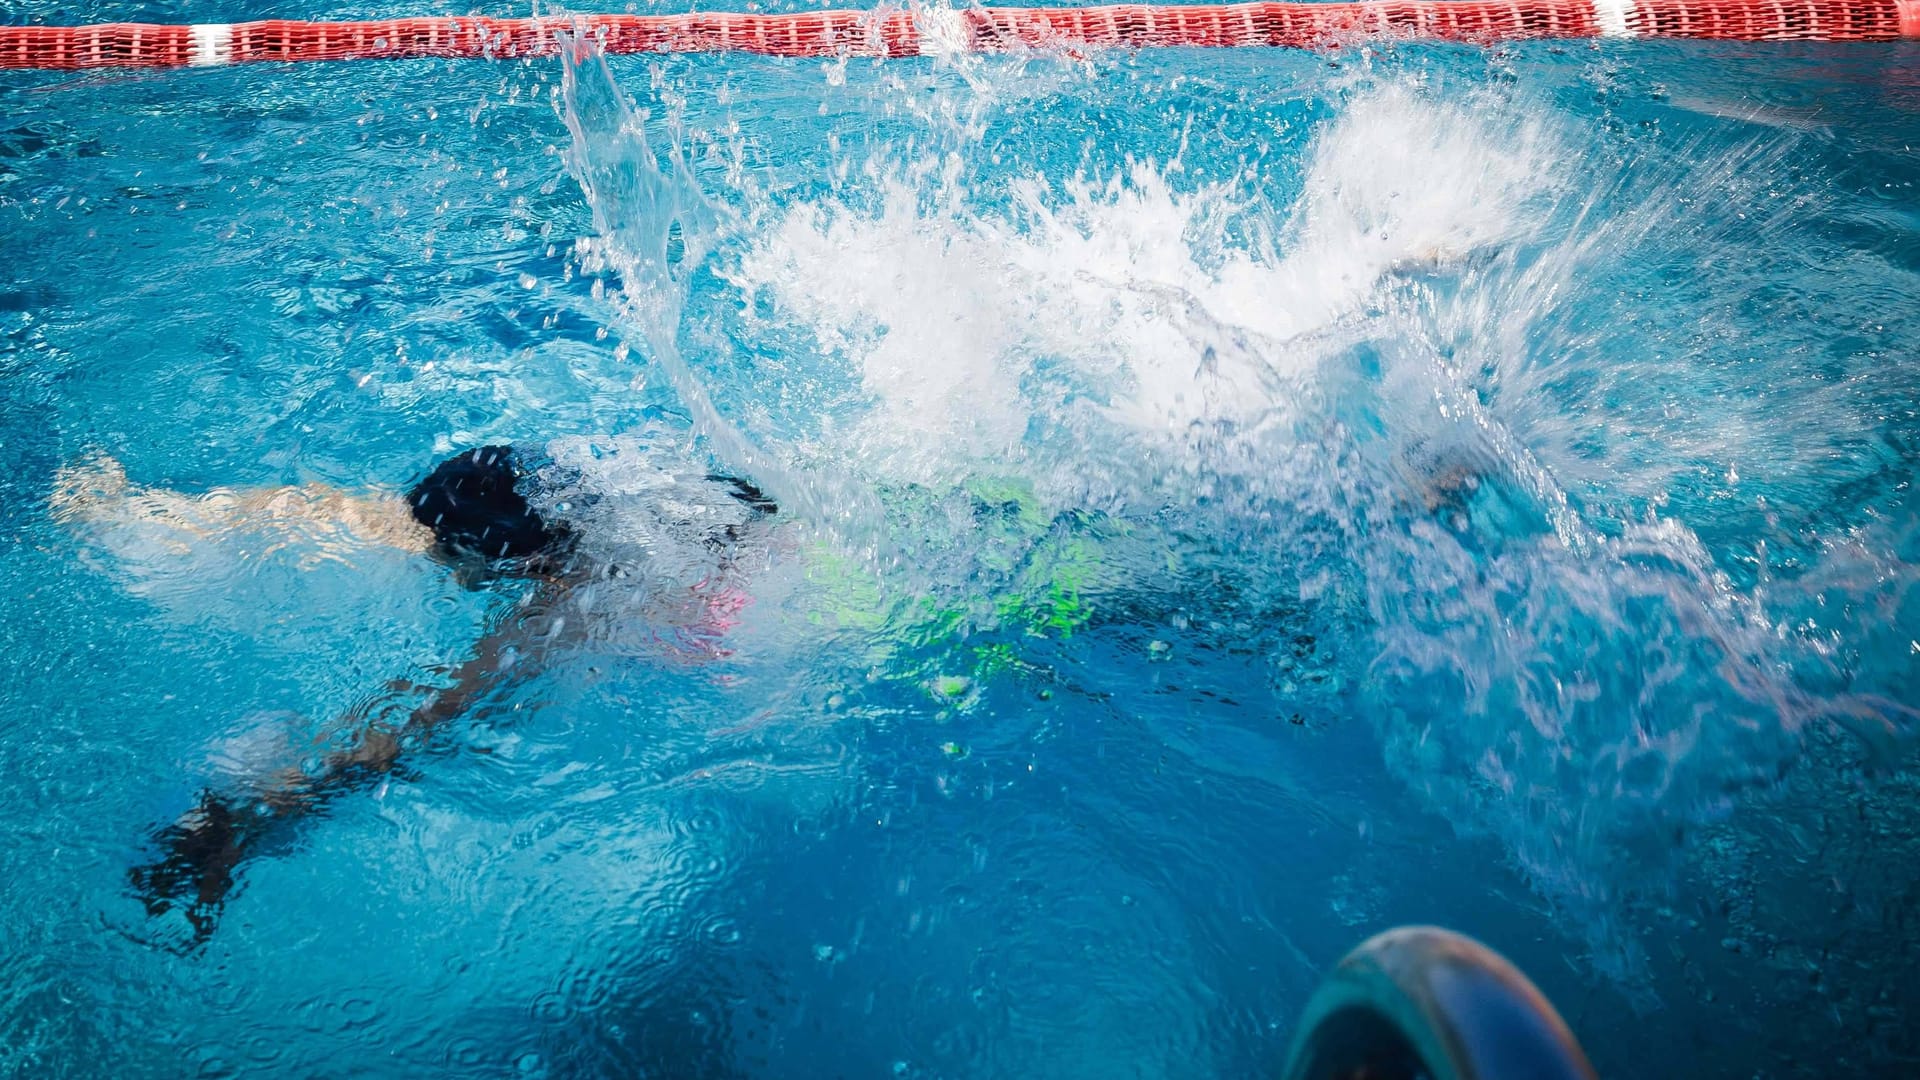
[[130, 577, 577, 943], [278, 578, 568, 794]]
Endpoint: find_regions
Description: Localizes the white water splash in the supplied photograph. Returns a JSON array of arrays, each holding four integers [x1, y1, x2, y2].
[[728, 82, 1561, 498], [559, 46, 1916, 989]]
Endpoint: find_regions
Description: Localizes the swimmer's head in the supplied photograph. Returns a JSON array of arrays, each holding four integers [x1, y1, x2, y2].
[[407, 445, 572, 582]]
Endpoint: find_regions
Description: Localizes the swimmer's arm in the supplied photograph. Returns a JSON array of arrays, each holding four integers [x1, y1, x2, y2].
[[53, 452, 433, 555], [354, 582, 569, 752], [259, 577, 579, 803], [132, 579, 580, 940]]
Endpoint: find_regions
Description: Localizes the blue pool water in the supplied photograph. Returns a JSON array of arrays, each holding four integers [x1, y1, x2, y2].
[[4, 2, 1919, 1075]]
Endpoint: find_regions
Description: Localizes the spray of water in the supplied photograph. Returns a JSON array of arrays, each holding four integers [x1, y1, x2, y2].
[[556, 37, 1918, 986]]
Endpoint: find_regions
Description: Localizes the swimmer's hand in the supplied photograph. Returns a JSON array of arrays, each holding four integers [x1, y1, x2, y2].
[[48, 450, 130, 524], [128, 791, 257, 945]]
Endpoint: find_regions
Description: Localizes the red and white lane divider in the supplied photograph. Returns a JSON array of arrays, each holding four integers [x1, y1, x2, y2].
[[3, 2, 1917, 70]]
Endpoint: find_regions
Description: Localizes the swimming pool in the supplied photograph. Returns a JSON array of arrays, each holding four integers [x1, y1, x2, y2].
[[3, 1, 1918, 1075]]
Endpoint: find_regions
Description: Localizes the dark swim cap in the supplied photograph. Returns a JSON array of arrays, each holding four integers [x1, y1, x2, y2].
[[407, 445, 570, 565]]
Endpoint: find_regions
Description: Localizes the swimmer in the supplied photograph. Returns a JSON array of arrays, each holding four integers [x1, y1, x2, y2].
[[54, 444, 776, 944]]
